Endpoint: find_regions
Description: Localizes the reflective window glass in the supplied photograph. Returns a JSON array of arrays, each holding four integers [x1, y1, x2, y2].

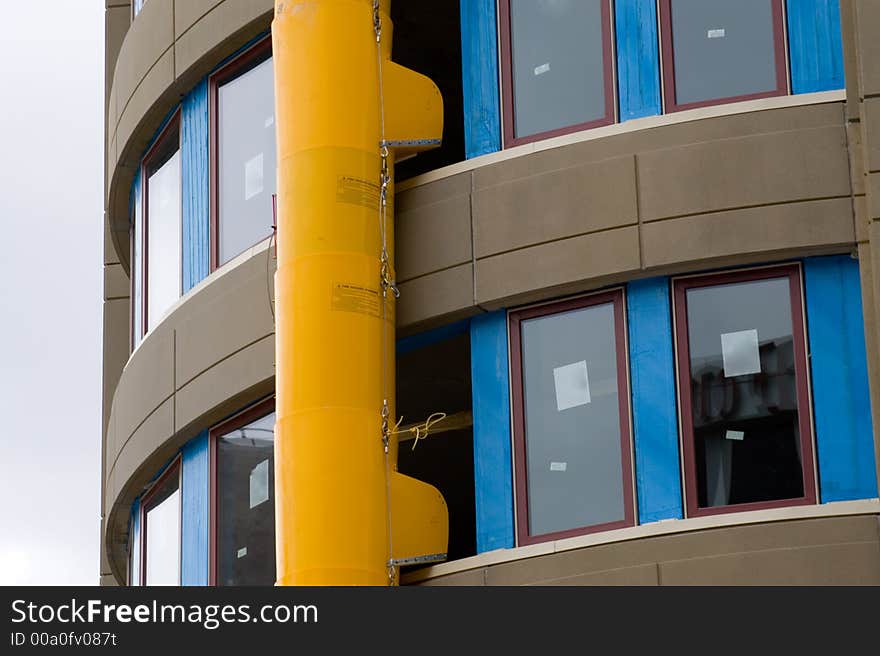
[[675, 267, 816, 514], [217, 55, 277, 265], [215, 405, 276, 586], [143, 467, 181, 586], [506, 0, 610, 140], [146, 149, 181, 331], [511, 291, 634, 543], [664, 0, 783, 108]]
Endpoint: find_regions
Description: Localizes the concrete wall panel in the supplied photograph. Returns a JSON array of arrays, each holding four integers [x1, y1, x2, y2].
[[641, 197, 855, 269], [638, 126, 850, 222], [174, 0, 272, 79], [475, 226, 641, 307], [397, 173, 472, 282], [396, 263, 475, 331], [473, 156, 638, 258]]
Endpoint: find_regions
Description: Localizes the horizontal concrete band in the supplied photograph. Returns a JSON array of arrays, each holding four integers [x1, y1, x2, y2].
[[396, 98, 857, 332], [405, 500, 880, 585]]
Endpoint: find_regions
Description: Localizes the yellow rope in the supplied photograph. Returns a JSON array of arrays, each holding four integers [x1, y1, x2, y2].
[[389, 412, 448, 451]]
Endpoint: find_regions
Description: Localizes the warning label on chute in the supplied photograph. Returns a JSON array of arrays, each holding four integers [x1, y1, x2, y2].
[[336, 176, 380, 209], [331, 283, 381, 318]]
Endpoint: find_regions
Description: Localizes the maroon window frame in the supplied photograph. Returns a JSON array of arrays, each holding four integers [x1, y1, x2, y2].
[[208, 36, 273, 272], [138, 456, 182, 586], [658, 0, 789, 113], [509, 289, 636, 545], [131, 110, 182, 347], [208, 396, 276, 586], [672, 264, 817, 519], [498, 0, 616, 148]]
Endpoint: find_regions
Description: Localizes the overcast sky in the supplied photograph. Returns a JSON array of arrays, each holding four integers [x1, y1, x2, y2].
[[0, 2, 103, 585]]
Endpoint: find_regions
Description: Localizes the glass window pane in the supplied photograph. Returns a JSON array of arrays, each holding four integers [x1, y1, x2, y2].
[[670, 0, 779, 106], [132, 179, 143, 347], [521, 302, 625, 536], [509, 0, 606, 139], [217, 410, 276, 585], [144, 473, 180, 586], [684, 277, 804, 508], [146, 150, 181, 331], [218, 56, 277, 265]]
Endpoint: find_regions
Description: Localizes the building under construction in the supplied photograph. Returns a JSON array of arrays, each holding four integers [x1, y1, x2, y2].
[[102, 0, 880, 586]]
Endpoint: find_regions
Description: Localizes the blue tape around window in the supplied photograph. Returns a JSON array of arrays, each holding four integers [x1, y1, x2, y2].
[[460, 0, 502, 158], [615, 0, 662, 122], [627, 278, 683, 523], [181, 431, 210, 586], [470, 311, 515, 552], [787, 0, 845, 94], [803, 255, 877, 502], [181, 80, 210, 293]]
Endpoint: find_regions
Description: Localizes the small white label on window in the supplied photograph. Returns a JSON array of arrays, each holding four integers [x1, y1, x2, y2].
[[707, 28, 726, 38], [725, 430, 745, 441], [237, 547, 248, 559], [534, 62, 551, 76], [550, 462, 567, 472], [249, 459, 270, 509], [721, 329, 761, 378], [553, 360, 591, 411], [265, 115, 275, 128], [244, 152, 264, 201]]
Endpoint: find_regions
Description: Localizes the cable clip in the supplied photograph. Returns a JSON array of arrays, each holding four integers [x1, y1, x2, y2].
[[381, 399, 391, 454], [372, 0, 382, 43], [380, 258, 400, 299]]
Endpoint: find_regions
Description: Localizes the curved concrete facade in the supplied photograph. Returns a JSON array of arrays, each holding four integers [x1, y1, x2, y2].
[[102, 1, 880, 585], [106, 0, 274, 271], [395, 96, 856, 331]]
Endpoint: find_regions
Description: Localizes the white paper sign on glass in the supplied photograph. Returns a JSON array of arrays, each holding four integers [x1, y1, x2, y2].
[[725, 430, 745, 441], [244, 152, 264, 200], [549, 461, 567, 472], [720, 329, 761, 377], [249, 459, 270, 509], [553, 360, 591, 411]]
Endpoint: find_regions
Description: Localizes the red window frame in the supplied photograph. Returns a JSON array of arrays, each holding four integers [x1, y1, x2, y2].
[[138, 456, 182, 586], [208, 36, 273, 272], [498, 0, 616, 148], [658, 0, 789, 113], [672, 263, 817, 518], [131, 110, 182, 347], [509, 289, 636, 545], [208, 396, 276, 586]]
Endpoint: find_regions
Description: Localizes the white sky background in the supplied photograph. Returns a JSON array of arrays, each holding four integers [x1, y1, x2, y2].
[[0, 2, 103, 584]]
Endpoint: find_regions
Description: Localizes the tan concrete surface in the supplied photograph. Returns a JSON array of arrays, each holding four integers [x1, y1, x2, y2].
[[418, 516, 880, 586], [472, 155, 637, 258]]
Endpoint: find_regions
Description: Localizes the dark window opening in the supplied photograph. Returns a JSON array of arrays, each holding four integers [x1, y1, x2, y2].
[[392, 1, 465, 180], [673, 265, 817, 517], [211, 398, 277, 586], [396, 332, 476, 563]]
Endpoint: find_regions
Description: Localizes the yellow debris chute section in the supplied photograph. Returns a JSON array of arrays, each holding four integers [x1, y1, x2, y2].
[[272, 0, 448, 586]]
